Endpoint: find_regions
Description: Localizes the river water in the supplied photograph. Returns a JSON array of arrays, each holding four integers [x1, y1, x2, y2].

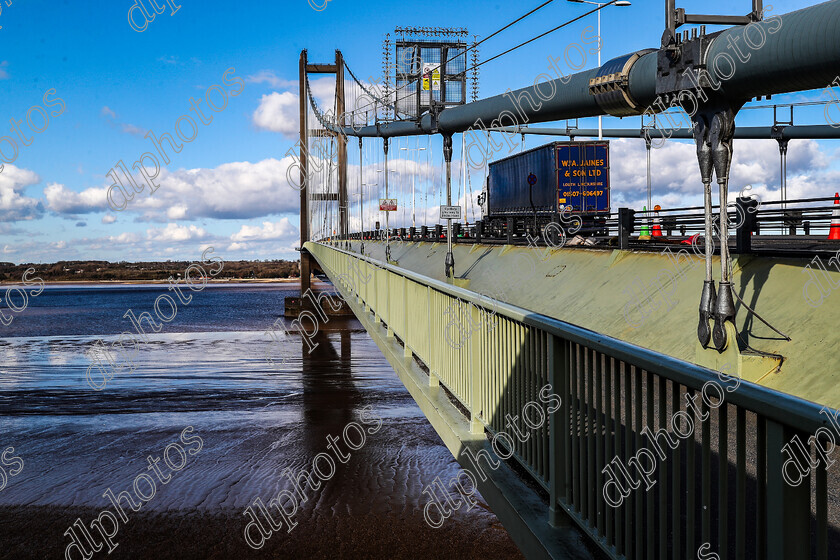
[[0, 283, 523, 559]]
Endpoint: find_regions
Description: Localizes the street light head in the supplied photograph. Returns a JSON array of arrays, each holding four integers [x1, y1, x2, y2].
[[615, 1, 631, 5]]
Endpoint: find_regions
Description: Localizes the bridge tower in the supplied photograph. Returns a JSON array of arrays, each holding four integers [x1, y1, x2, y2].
[[297, 49, 348, 299]]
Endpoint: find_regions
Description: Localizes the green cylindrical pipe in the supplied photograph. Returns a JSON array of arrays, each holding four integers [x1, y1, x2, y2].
[[707, 0, 840, 100]]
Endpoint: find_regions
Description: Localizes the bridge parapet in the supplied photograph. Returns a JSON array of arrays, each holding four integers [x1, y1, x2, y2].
[[308, 241, 837, 560]]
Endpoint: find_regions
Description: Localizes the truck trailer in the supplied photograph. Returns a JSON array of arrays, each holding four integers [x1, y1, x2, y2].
[[480, 140, 610, 238]]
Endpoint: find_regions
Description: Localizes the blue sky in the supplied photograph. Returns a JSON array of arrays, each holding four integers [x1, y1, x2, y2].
[[0, 0, 834, 264]]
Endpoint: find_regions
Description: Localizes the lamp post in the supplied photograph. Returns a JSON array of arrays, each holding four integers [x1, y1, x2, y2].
[[443, 134, 454, 278], [566, 0, 632, 140], [400, 146, 427, 228]]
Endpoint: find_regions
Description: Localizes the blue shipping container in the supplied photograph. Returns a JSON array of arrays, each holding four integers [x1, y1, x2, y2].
[[487, 143, 557, 216], [487, 141, 610, 216]]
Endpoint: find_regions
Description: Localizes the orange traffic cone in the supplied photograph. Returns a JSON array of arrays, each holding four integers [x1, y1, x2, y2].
[[830, 193, 840, 240], [652, 204, 663, 237]]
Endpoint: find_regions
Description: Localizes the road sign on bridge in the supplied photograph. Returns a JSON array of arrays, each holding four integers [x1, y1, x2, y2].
[[439, 205, 462, 220]]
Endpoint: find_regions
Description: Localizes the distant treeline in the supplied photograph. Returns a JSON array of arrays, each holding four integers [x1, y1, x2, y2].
[[0, 260, 301, 282]]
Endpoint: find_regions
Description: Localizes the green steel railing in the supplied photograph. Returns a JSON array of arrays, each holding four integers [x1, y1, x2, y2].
[[307, 241, 835, 560]]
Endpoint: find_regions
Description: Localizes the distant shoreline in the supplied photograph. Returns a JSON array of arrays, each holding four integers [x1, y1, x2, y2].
[[0, 258, 301, 284]]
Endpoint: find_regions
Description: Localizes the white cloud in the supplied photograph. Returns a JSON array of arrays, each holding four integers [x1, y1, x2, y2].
[[607, 137, 832, 209], [128, 158, 305, 220], [44, 159, 304, 221], [0, 61, 9, 80], [44, 182, 110, 214], [252, 92, 299, 137], [101, 105, 146, 137], [309, 77, 336, 101], [246, 70, 296, 89], [146, 223, 207, 242], [0, 165, 43, 221], [166, 204, 188, 220], [108, 232, 141, 244], [231, 219, 298, 241], [251, 77, 336, 138], [120, 123, 146, 137], [0, 232, 296, 265], [102, 214, 117, 224]]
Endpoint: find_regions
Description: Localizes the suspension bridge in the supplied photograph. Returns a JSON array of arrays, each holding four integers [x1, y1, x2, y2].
[[291, 1, 840, 558]]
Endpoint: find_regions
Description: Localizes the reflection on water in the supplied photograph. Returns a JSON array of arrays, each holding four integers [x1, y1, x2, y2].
[[0, 324, 419, 510], [0, 285, 523, 558]]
